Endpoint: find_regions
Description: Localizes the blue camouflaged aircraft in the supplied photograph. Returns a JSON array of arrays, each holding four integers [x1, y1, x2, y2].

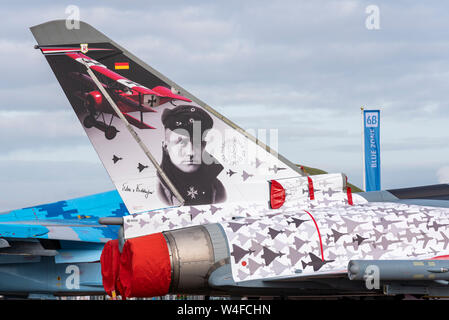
[[0, 191, 127, 298]]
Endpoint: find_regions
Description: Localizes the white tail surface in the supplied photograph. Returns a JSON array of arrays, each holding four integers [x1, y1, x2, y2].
[[31, 20, 304, 213]]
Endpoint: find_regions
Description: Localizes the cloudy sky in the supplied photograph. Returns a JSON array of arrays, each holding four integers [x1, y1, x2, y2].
[[1, 0, 449, 211]]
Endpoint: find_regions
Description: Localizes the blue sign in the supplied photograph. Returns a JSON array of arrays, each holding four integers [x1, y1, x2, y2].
[[363, 110, 381, 191]]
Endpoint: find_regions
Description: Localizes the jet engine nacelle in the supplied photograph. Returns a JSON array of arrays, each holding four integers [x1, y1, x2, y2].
[[115, 224, 228, 298]]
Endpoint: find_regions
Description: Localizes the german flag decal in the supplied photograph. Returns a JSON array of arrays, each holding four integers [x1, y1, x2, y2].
[[114, 62, 129, 70]]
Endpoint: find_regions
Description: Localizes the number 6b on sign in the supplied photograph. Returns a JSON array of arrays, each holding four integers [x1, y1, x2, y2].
[[365, 112, 379, 128]]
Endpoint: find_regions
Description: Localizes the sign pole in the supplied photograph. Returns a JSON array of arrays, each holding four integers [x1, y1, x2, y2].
[[361, 106, 366, 192]]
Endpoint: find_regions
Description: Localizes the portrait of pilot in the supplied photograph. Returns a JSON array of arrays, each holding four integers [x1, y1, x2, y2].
[[157, 104, 226, 206]]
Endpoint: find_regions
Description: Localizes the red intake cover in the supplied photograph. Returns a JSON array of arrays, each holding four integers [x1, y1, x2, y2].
[[119, 233, 171, 298], [270, 180, 286, 209], [100, 239, 121, 296]]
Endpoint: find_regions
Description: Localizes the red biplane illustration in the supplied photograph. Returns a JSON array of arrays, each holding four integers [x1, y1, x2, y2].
[[43, 49, 191, 140]]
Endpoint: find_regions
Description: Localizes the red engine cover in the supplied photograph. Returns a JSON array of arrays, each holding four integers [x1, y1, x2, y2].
[[119, 232, 172, 298], [100, 239, 122, 297]]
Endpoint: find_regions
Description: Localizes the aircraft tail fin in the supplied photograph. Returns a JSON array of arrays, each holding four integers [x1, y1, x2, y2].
[[31, 20, 303, 214]]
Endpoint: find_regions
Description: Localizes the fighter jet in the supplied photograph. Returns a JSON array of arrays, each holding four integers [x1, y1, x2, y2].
[[2, 20, 449, 300]]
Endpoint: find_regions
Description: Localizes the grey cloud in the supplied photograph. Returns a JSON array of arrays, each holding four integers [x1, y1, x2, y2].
[[0, 160, 113, 212], [0, 82, 69, 112], [0, 111, 88, 153]]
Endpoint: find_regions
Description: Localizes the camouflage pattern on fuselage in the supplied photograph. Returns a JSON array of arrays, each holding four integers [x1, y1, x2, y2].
[[0, 190, 128, 242]]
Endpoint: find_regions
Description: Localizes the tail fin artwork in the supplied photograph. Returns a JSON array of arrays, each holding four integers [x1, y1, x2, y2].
[[31, 20, 304, 214]]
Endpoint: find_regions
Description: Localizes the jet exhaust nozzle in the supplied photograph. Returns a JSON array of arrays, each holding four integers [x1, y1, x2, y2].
[[101, 224, 227, 298]]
